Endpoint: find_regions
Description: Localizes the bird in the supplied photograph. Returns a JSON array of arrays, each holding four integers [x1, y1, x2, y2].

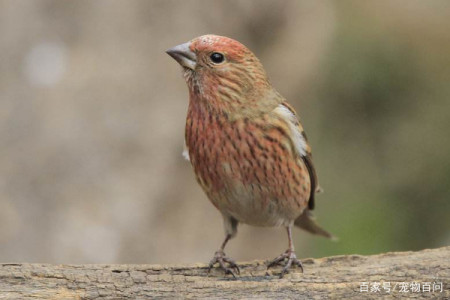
[[166, 34, 334, 278]]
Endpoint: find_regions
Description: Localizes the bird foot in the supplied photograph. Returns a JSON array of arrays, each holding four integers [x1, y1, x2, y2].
[[208, 250, 240, 278], [267, 249, 303, 278]]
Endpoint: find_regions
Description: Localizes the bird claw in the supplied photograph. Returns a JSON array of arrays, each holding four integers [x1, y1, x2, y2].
[[208, 250, 240, 278], [267, 249, 303, 278]]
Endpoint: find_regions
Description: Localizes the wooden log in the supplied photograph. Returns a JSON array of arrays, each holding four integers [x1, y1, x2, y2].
[[0, 246, 449, 299]]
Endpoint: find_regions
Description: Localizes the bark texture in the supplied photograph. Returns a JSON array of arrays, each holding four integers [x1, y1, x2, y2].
[[0, 246, 449, 299]]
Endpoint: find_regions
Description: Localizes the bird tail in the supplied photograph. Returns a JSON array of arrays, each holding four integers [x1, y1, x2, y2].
[[294, 209, 337, 240]]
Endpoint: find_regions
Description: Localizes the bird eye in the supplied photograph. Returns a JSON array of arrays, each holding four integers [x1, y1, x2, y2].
[[210, 52, 225, 64]]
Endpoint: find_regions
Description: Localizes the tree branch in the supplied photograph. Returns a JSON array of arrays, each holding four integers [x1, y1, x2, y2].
[[1, 246, 449, 299]]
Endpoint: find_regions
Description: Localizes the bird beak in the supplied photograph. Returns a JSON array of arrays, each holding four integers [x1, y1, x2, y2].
[[166, 42, 197, 70]]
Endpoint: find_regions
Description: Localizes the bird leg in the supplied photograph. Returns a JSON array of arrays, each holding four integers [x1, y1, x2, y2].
[[267, 226, 304, 278], [208, 234, 240, 277]]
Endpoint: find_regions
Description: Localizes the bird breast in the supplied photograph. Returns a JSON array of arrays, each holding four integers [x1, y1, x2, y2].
[[185, 104, 311, 227]]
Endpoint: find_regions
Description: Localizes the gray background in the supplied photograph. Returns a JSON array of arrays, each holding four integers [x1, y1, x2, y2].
[[1, 0, 449, 264]]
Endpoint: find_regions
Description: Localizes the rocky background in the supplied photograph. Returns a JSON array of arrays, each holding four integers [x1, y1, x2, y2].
[[1, 0, 449, 264]]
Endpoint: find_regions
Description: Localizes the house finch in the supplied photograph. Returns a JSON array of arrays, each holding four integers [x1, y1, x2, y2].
[[167, 35, 333, 278]]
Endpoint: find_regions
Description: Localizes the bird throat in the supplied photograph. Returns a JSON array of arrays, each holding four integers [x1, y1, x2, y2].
[[186, 79, 281, 121]]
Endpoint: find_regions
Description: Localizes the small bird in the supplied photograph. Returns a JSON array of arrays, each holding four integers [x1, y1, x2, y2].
[[167, 35, 333, 278]]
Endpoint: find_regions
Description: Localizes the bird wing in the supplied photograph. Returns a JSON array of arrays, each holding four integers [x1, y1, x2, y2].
[[273, 102, 320, 210]]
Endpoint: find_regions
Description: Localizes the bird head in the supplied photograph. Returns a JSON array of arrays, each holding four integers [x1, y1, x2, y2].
[[167, 35, 279, 117]]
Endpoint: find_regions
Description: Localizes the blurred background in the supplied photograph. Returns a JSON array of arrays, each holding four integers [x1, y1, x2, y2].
[[1, 0, 449, 264]]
